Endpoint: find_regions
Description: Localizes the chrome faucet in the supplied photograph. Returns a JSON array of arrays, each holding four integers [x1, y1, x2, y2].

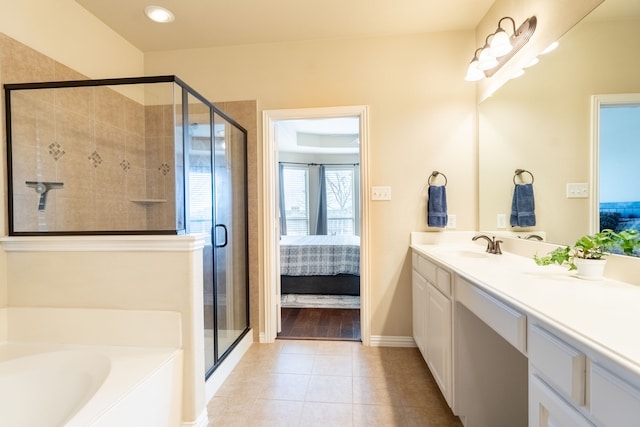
[[472, 234, 503, 255]]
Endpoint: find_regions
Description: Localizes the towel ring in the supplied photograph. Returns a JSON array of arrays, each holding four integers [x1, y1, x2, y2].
[[428, 171, 447, 186], [513, 169, 534, 185]]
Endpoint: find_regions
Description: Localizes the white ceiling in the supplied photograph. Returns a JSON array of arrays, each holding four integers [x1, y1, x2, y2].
[[75, 0, 495, 52]]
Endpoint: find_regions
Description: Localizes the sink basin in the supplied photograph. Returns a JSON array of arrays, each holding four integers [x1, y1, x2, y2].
[[442, 249, 490, 259], [456, 250, 490, 259]]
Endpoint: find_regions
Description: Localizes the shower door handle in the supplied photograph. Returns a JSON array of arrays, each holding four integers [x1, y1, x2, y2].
[[215, 224, 228, 248]]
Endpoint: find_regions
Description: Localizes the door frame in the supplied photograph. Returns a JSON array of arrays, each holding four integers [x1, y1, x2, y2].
[[261, 105, 371, 344]]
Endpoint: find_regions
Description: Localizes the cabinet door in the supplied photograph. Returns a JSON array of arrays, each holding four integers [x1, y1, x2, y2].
[[412, 270, 427, 357], [426, 283, 452, 406], [591, 362, 640, 426], [529, 374, 593, 427]]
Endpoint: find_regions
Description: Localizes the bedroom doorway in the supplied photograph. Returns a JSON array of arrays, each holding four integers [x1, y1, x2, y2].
[[262, 106, 370, 344], [277, 117, 361, 341]]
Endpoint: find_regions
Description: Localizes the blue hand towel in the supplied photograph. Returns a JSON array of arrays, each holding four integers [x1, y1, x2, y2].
[[427, 185, 448, 228], [510, 183, 536, 227]]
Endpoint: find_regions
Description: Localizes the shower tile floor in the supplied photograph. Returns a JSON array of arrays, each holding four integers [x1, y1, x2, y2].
[[207, 339, 463, 426]]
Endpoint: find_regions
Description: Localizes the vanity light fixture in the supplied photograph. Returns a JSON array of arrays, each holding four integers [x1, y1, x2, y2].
[[465, 16, 537, 81], [144, 5, 175, 23]]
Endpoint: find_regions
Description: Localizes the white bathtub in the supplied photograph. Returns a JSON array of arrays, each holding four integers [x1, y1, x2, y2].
[[0, 343, 183, 427]]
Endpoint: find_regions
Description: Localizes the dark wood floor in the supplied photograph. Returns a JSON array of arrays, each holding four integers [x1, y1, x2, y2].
[[278, 307, 361, 341]]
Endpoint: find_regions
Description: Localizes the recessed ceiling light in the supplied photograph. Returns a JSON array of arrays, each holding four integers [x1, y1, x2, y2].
[[144, 5, 175, 23]]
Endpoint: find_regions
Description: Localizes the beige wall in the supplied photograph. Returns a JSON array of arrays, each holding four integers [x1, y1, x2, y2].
[[478, 16, 640, 245], [0, 0, 143, 80], [145, 32, 479, 338]]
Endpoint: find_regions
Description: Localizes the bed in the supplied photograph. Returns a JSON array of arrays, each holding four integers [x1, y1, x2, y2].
[[280, 235, 360, 295]]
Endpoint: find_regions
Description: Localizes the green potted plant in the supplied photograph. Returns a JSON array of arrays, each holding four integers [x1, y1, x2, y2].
[[533, 229, 640, 279]]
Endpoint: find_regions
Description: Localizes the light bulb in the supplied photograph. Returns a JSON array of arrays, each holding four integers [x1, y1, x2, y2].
[[477, 48, 498, 71], [489, 30, 513, 57], [465, 60, 484, 82]]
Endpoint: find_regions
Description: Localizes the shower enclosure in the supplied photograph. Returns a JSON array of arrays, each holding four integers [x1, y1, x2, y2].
[[4, 75, 249, 377]]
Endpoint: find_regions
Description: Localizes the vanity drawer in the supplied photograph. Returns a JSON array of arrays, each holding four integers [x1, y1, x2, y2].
[[415, 255, 451, 296], [435, 268, 451, 296], [590, 363, 640, 426], [416, 255, 437, 283], [528, 324, 586, 406], [456, 277, 526, 353]]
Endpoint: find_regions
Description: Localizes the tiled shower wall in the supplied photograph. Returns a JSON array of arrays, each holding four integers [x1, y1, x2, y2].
[[2, 33, 176, 233]]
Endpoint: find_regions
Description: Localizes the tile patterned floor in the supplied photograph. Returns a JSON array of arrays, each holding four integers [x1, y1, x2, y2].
[[207, 340, 463, 426]]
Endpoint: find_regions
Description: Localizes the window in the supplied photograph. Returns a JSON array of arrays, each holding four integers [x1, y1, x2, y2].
[[598, 102, 640, 235], [189, 171, 213, 235], [325, 167, 355, 235], [282, 166, 309, 235]]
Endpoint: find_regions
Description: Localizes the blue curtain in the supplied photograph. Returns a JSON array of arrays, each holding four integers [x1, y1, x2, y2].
[[278, 163, 287, 236], [315, 165, 327, 235]]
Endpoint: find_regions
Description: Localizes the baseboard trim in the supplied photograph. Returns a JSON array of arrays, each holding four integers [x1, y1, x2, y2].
[[369, 335, 416, 347]]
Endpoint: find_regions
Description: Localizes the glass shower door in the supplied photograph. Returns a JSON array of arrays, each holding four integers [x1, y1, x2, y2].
[[213, 112, 248, 358], [185, 95, 215, 373]]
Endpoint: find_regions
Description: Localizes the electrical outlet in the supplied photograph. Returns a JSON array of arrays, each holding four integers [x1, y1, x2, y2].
[[447, 214, 457, 229], [371, 186, 391, 201], [497, 213, 507, 229], [567, 182, 588, 198]]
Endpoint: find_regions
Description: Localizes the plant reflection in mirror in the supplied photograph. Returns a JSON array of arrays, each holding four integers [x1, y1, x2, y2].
[[533, 229, 640, 270]]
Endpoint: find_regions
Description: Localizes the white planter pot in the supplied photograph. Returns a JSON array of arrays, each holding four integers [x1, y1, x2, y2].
[[574, 258, 607, 280]]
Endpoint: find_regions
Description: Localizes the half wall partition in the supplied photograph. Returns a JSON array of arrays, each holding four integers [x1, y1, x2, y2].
[[4, 75, 249, 377]]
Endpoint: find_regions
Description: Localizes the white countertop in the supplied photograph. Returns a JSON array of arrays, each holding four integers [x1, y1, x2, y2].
[[411, 239, 640, 377]]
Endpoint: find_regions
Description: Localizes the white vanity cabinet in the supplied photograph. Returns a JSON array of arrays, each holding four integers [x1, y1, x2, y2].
[[412, 251, 453, 406], [528, 320, 640, 427], [410, 234, 640, 427]]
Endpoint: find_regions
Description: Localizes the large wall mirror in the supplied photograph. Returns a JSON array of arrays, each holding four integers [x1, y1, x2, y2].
[[478, 0, 640, 248]]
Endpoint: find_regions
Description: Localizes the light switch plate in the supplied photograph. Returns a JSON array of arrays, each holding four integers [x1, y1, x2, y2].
[[371, 186, 391, 200], [497, 213, 507, 229], [567, 182, 589, 198], [447, 214, 457, 229]]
